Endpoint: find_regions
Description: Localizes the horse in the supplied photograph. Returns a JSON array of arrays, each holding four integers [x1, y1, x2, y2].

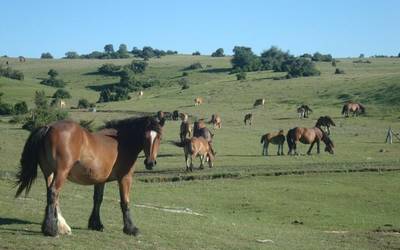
[[297, 105, 312, 118], [286, 127, 334, 155], [138, 91, 144, 98], [342, 102, 365, 117], [156, 111, 166, 126], [18, 56, 26, 62], [194, 97, 204, 106], [260, 130, 285, 156], [210, 114, 222, 129], [253, 98, 265, 108], [15, 116, 163, 237], [193, 120, 215, 155], [172, 110, 180, 121], [315, 116, 336, 135], [173, 137, 214, 171], [180, 114, 192, 143], [244, 113, 253, 125]]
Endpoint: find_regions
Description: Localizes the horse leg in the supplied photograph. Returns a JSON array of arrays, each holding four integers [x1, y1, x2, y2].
[[293, 142, 299, 155], [118, 174, 139, 236], [199, 155, 205, 169], [88, 183, 105, 231], [307, 142, 315, 155], [327, 126, 331, 135], [317, 140, 320, 154], [185, 153, 190, 171], [42, 170, 68, 236]]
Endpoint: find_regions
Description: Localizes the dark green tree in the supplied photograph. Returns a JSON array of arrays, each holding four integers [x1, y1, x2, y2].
[[231, 46, 261, 72], [104, 44, 115, 54], [65, 51, 79, 59], [211, 48, 225, 57], [41, 52, 53, 59]]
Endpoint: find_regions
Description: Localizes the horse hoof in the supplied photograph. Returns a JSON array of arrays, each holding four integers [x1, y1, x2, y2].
[[88, 222, 104, 232], [42, 219, 58, 237], [123, 226, 139, 236]]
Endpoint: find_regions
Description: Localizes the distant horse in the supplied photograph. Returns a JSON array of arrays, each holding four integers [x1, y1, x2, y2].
[[210, 114, 222, 129], [51, 99, 66, 109], [18, 56, 26, 62], [138, 91, 144, 98], [172, 110, 180, 121], [15, 116, 163, 237], [253, 98, 265, 108], [260, 130, 285, 156], [297, 105, 312, 118], [244, 113, 253, 125], [287, 127, 334, 155], [180, 114, 192, 143], [315, 116, 336, 135], [342, 102, 365, 117], [173, 137, 214, 171], [193, 120, 215, 155], [194, 97, 204, 106]]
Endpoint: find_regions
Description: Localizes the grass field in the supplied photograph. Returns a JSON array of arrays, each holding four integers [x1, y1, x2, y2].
[[0, 55, 399, 249]]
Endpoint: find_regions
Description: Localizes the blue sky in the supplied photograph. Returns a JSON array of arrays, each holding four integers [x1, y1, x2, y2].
[[0, 0, 399, 58]]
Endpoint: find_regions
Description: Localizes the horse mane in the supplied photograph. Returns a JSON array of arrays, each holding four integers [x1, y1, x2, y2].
[[319, 128, 334, 147], [104, 116, 162, 136]]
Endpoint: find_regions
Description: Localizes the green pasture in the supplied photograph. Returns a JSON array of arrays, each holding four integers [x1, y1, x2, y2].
[[0, 55, 399, 249]]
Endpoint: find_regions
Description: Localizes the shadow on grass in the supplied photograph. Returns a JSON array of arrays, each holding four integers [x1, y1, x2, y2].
[[0, 217, 39, 226], [86, 82, 118, 92], [200, 68, 231, 74]]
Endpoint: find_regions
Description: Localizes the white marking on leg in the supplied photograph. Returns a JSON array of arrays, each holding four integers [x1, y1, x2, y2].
[[57, 210, 72, 235]]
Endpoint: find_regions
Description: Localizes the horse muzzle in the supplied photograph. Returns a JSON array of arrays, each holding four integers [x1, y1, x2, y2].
[[144, 159, 157, 170]]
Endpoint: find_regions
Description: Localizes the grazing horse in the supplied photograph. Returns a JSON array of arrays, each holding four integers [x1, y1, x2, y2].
[[194, 97, 204, 106], [15, 116, 163, 237], [287, 127, 334, 155], [315, 116, 336, 135], [260, 130, 285, 156], [342, 102, 365, 117], [253, 98, 265, 107], [174, 138, 214, 171], [210, 114, 222, 129], [244, 113, 253, 125], [172, 110, 180, 121], [179, 113, 192, 143], [297, 105, 312, 118]]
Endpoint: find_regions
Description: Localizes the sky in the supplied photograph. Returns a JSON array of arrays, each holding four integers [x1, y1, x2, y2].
[[0, 0, 399, 58]]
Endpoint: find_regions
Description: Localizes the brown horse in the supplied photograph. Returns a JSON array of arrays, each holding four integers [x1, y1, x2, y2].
[[174, 137, 214, 171], [193, 120, 215, 155], [244, 113, 253, 125], [210, 114, 222, 129], [315, 116, 336, 135], [342, 102, 365, 117], [194, 97, 204, 106], [260, 130, 285, 156], [287, 127, 334, 155], [15, 116, 163, 237]]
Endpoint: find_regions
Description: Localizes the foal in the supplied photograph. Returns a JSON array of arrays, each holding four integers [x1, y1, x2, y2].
[[260, 130, 285, 156]]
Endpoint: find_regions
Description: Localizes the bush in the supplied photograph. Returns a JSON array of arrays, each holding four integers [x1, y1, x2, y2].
[[77, 98, 92, 109], [211, 48, 225, 57], [22, 108, 68, 131], [128, 60, 148, 74], [184, 62, 203, 70], [0, 64, 24, 80], [98, 89, 113, 103], [260, 46, 290, 71], [335, 68, 345, 74], [281, 57, 320, 78], [98, 63, 121, 75], [79, 120, 95, 132], [231, 46, 261, 72], [178, 77, 189, 90], [52, 89, 71, 99], [312, 52, 333, 62], [65, 51, 79, 59], [13, 101, 28, 115], [182, 72, 189, 77], [41, 52, 53, 59], [192, 51, 201, 56], [236, 71, 246, 80], [332, 60, 337, 67], [34, 90, 48, 109], [41, 78, 66, 87], [0, 103, 13, 115]]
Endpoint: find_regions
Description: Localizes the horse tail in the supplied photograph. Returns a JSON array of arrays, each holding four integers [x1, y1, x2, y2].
[[15, 126, 49, 197], [286, 129, 295, 150], [359, 103, 366, 114]]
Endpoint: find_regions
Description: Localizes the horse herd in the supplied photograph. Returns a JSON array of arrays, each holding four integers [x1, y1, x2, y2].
[[13, 97, 366, 237]]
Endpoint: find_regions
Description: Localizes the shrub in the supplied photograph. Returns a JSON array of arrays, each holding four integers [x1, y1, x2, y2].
[[231, 46, 261, 72], [260, 46, 290, 71], [22, 108, 68, 131], [34, 90, 48, 109], [52, 89, 71, 99], [0, 64, 24, 80], [65, 51, 79, 59], [192, 51, 201, 56], [77, 98, 92, 109], [281, 57, 320, 78], [211, 48, 225, 57], [182, 72, 189, 77], [0, 103, 13, 115], [236, 71, 246, 80], [184, 62, 203, 70], [13, 101, 28, 115], [128, 60, 148, 74], [335, 68, 345, 74], [41, 78, 66, 88], [312, 52, 333, 62], [98, 89, 113, 103], [98, 63, 122, 75], [41, 52, 53, 59]]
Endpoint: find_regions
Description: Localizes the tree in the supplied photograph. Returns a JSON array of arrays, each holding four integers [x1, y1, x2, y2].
[[260, 46, 290, 71], [41, 52, 53, 59], [104, 44, 115, 54], [52, 89, 71, 99], [35, 90, 48, 109], [13, 101, 28, 115], [78, 98, 92, 109], [129, 60, 148, 74], [211, 48, 225, 57], [192, 51, 201, 56], [98, 63, 121, 75], [65, 51, 79, 59], [48, 69, 59, 78], [281, 57, 320, 78], [359, 53, 365, 58], [231, 46, 261, 72], [118, 44, 129, 58]]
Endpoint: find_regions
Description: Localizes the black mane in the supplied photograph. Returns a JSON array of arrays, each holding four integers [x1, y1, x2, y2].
[[104, 116, 162, 136]]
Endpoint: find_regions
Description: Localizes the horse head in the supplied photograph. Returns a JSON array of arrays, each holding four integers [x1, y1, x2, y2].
[[143, 118, 163, 170], [322, 132, 334, 154]]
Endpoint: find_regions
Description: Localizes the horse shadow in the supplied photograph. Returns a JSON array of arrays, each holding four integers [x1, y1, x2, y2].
[[0, 217, 42, 235], [200, 68, 231, 74]]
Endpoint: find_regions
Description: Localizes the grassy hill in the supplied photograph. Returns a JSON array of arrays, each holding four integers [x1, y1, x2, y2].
[[0, 55, 400, 249]]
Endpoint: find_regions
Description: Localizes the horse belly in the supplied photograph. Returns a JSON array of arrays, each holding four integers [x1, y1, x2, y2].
[[67, 161, 113, 185]]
